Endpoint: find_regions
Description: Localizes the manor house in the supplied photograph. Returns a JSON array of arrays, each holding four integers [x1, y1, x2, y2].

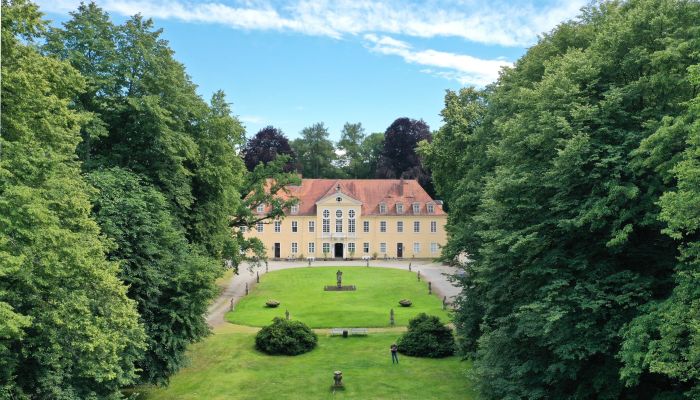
[[245, 179, 447, 260]]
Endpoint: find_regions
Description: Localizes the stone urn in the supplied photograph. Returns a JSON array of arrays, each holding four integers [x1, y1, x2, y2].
[[333, 371, 343, 387]]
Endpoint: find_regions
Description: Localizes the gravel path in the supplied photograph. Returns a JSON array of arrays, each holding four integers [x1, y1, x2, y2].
[[206, 260, 462, 329]]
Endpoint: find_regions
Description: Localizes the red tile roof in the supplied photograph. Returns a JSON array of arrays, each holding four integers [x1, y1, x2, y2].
[[272, 179, 445, 216]]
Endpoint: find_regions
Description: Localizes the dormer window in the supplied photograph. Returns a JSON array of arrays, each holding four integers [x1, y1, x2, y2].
[[291, 204, 299, 214], [396, 203, 404, 214], [427, 203, 434, 213], [412, 202, 420, 214], [256, 204, 265, 213], [379, 203, 387, 214]]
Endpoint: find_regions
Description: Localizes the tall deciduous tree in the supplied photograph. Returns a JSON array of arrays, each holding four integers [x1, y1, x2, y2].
[[87, 168, 219, 385], [377, 117, 433, 194], [292, 122, 341, 178], [0, 1, 145, 397], [337, 122, 365, 177], [424, 0, 700, 398], [242, 126, 297, 172]]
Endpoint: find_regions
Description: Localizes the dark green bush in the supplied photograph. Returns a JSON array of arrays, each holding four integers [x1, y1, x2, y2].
[[397, 313, 454, 358], [255, 317, 317, 355]]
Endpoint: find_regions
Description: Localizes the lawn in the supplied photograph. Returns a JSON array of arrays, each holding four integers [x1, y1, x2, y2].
[[136, 331, 475, 400], [226, 267, 451, 328]]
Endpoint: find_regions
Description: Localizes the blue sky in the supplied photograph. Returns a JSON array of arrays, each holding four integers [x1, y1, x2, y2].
[[38, 0, 586, 140]]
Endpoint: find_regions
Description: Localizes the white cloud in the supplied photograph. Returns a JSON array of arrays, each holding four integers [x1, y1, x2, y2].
[[239, 115, 265, 124], [37, 0, 586, 47], [365, 34, 510, 86], [37, 0, 583, 85]]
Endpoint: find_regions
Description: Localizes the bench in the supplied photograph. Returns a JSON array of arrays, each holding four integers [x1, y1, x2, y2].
[[329, 328, 368, 337]]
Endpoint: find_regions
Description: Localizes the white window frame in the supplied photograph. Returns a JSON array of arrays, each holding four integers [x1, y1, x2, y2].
[[257, 204, 265, 213], [380, 221, 387, 233], [257, 222, 264, 232], [427, 203, 435, 214], [309, 242, 315, 254], [291, 221, 298, 233], [291, 242, 298, 254], [348, 242, 356, 254], [336, 209, 343, 218], [323, 242, 330, 254], [363, 221, 370, 233], [323, 218, 330, 233], [323, 209, 330, 218], [349, 218, 356, 233], [348, 209, 356, 218], [363, 242, 370, 254], [413, 202, 420, 214], [379, 203, 387, 214], [291, 204, 299, 214], [396, 203, 404, 214], [274, 220, 281, 233], [335, 218, 343, 233], [430, 221, 437, 233], [240, 226, 247, 233], [430, 242, 438, 254], [413, 221, 420, 233], [413, 242, 420, 254], [309, 220, 315, 233], [380, 242, 387, 254], [397, 221, 403, 233]]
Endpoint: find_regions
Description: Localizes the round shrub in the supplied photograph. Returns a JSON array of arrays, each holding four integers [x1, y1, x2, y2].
[[397, 313, 454, 358], [399, 299, 412, 307], [255, 317, 317, 355], [265, 300, 280, 308]]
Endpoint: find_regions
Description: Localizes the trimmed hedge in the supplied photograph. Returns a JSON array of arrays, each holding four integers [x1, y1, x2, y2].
[[397, 313, 454, 358], [255, 317, 317, 355]]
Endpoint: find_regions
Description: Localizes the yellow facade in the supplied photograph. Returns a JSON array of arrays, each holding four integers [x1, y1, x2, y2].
[[244, 190, 447, 260]]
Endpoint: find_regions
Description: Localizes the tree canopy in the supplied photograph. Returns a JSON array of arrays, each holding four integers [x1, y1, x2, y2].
[[377, 117, 433, 194], [292, 122, 343, 178], [422, 0, 700, 398], [1, 1, 144, 396], [242, 126, 297, 172]]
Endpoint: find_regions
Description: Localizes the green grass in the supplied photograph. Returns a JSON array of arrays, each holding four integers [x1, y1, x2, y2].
[[136, 332, 475, 400], [226, 267, 451, 328]]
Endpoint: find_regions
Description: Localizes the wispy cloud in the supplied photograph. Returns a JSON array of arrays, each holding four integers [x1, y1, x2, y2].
[[364, 34, 511, 86], [239, 115, 265, 124], [38, 0, 585, 47], [39, 0, 583, 86]]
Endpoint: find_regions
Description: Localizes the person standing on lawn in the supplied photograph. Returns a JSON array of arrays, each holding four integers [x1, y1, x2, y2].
[[390, 343, 399, 364]]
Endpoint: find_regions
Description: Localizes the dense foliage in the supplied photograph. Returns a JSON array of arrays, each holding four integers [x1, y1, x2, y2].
[[377, 118, 433, 194], [397, 313, 454, 358], [255, 318, 318, 355], [421, 0, 700, 398], [87, 168, 219, 385], [0, 1, 145, 397], [292, 122, 343, 178], [243, 126, 298, 172], [1, 0, 298, 395]]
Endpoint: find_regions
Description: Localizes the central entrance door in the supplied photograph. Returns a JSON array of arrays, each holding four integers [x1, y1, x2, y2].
[[274, 243, 281, 259], [334, 243, 344, 258], [397, 243, 403, 258]]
